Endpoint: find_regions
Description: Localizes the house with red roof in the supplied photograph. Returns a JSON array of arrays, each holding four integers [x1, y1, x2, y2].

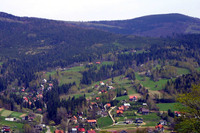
[[96, 62, 101, 64], [174, 111, 181, 117], [71, 115, 78, 124], [87, 120, 97, 124], [96, 97, 100, 100], [54, 129, 64, 133], [23, 97, 28, 102], [87, 129, 96, 133], [2, 126, 10, 132], [155, 124, 164, 132], [118, 105, 125, 111], [99, 81, 105, 86], [106, 103, 111, 108], [49, 83, 53, 87], [116, 110, 123, 114], [78, 128, 85, 133], [129, 96, 137, 101]]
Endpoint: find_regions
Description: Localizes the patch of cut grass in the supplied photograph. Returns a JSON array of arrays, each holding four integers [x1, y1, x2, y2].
[[135, 73, 168, 91], [197, 67, 200, 72], [157, 103, 182, 112], [176, 67, 190, 75], [1, 110, 13, 117], [98, 116, 113, 128], [102, 61, 114, 66], [10, 112, 26, 119], [66, 66, 84, 72], [116, 95, 129, 101], [59, 72, 82, 85], [0, 116, 24, 132]]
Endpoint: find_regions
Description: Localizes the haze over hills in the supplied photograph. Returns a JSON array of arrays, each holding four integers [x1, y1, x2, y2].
[[70, 13, 200, 37]]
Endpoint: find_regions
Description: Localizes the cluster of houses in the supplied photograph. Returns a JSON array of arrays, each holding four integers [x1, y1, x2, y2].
[[1, 126, 10, 133], [13, 79, 55, 113]]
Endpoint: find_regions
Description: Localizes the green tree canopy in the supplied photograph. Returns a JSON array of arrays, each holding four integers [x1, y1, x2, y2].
[[175, 84, 200, 133]]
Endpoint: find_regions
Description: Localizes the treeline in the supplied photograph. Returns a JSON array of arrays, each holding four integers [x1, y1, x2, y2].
[[151, 66, 177, 81], [164, 72, 200, 95]]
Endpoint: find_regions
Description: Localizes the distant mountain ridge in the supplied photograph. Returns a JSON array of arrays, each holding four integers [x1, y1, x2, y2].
[[69, 13, 200, 37], [1, 12, 200, 37]]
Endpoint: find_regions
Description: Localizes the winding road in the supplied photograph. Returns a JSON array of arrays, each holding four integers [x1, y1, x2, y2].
[[108, 106, 116, 125]]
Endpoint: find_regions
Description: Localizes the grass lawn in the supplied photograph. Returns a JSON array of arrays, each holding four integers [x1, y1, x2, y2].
[[45, 70, 82, 85], [197, 67, 200, 72], [116, 95, 129, 101], [113, 76, 130, 85], [0, 108, 4, 114], [157, 103, 182, 112], [141, 113, 160, 122], [0, 62, 3, 65], [1, 110, 13, 117], [176, 67, 190, 75], [50, 126, 56, 133], [66, 66, 84, 72], [10, 112, 26, 119], [59, 71, 82, 85], [0, 116, 24, 132], [102, 61, 114, 66], [127, 86, 137, 95], [135, 73, 168, 91], [98, 116, 113, 128]]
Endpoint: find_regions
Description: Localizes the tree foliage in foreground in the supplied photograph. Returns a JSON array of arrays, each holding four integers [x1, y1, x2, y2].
[[175, 84, 200, 133]]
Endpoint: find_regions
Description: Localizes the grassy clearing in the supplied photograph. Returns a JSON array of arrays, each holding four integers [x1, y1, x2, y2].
[[103, 123, 136, 130], [157, 103, 182, 112], [10, 112, 26, 119], [141, 113, 160, 121], [45, 70, 82, 85], [98, 116, 113, 128], [66, 66, 84, 72], [102, 61, 114, 66], [50, 126, 56, 133], [176, 67, 190, 75], [114, 76, 130, 85], [1, 110, 13, 117], [59, 72, 82, 85], [0, 108, 4, 113], [116, 95, 129, 101], [197, 67, 200, 72], [0, 116, 24, 132], [135, 73, 168, 91]]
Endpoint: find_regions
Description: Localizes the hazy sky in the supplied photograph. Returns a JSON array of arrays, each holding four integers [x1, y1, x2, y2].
[[1, 0, 200, 21]]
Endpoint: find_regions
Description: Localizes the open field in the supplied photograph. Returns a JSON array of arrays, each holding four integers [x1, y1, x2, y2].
[[101, 61, 114, 66], [0, 116, 24, 132], [65, 66, 84, 72], [176, 67, 190, 75], [98, 116, 113, 128], [116, 95, 129, 101], [135, 73, 168, 91], [157, 102, 182, 112], [0, 109, 27, 119], [0, 110, 13, 117], [10, 112, 26, 119], [45, 70, 82, 85]]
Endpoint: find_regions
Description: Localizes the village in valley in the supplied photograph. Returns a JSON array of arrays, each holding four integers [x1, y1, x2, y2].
[[0, 60, 186, 133]]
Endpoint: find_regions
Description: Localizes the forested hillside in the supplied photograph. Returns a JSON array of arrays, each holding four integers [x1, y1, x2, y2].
[[70, 13, 200, 37], [0, 12, 200, 133]]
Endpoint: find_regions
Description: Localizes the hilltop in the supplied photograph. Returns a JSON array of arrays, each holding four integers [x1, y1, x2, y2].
[[70, 13, 200, 37]]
